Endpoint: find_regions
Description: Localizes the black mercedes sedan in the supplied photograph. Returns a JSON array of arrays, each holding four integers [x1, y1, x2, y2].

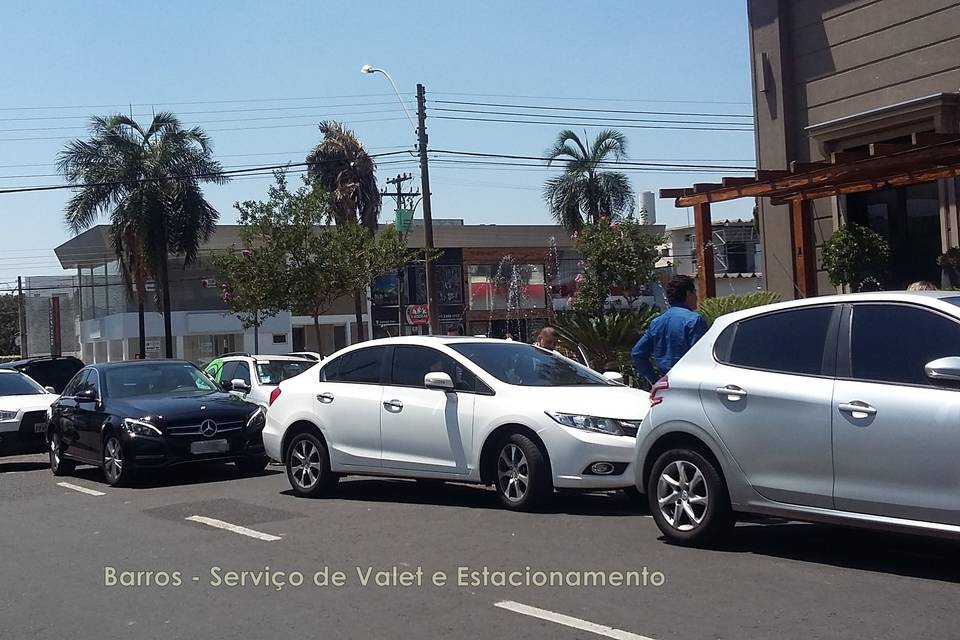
[[47, 360, 268, 486]]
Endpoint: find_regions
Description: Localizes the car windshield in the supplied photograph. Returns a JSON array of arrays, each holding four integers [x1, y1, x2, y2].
[[450, 342, 611, 386], [255, 360, 316, 385], [104, 363, 220, 399], [0, 372, 45, 396]]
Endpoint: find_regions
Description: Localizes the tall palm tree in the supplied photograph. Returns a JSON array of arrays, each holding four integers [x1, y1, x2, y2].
[[306, 121, 382, 340], [57, 113, 227, 358], [543, 129, 635, 231]]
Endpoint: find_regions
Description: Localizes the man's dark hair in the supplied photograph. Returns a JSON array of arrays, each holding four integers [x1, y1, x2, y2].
[[665, 275, 697, 306]]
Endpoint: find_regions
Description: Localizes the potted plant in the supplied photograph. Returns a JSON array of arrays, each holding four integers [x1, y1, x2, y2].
[[938, 247, 960, 289]]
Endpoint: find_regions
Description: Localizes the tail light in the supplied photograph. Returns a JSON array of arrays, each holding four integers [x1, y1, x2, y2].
[[649, 375, 669, 407], [268, 387, 282, 407]]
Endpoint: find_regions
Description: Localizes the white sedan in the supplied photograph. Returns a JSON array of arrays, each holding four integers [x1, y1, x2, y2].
[[0, 369, 59, 456], [263, 337, 649, 510]]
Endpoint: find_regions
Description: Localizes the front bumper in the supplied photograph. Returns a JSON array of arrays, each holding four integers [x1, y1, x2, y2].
[[0, 411, 48, 455], [539, 425, 637, 489], [119, 428, 266, 470]]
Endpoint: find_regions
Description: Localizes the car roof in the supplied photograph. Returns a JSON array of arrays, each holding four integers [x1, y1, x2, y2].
[[88, 360, 198, 371], [325, 335, 527, 356], [222, 354, 313, 362], [713, 290, 960, 327], [0, 355, 84, 368]]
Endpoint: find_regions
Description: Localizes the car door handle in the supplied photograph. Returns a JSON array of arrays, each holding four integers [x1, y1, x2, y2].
[[716, 385, 747, 401], [316, 392, 334, 404], [838, 401, 877, 418], [383, 399, 403, 412]]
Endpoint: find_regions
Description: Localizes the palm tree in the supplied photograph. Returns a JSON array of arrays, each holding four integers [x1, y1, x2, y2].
[[57, 113, 227, 358], [543, 129, 635, 231], [306, 121, 382, 340]]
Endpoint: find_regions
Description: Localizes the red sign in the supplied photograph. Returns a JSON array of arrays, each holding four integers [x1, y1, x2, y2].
[[405, 304, 430, 325]]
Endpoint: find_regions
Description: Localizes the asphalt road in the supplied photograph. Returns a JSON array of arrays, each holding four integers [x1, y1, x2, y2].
[[1, 453, 958, 640]]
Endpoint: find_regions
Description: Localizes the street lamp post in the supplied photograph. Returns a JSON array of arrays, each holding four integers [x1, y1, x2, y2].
[[361, 65, 440, 335]]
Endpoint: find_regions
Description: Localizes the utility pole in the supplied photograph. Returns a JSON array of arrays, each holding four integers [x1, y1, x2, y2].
[[416, 83, 440, 335], [17, 276, 27, 358], [382, 173, 420, 337]]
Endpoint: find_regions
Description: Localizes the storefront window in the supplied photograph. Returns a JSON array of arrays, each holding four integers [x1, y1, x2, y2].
[[467, 264, 547, 311]]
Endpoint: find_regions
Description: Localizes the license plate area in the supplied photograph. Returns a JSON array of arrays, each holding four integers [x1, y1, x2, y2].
[[33, 422, 46, 434], [190, 439, 229, 455]]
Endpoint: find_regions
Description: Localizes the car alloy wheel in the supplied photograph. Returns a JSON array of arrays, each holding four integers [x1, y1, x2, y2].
[[497, 443, 529, 503], [103, 435, 124, 485], [290, 439, 322, 491], [49, 431, 74, 476], [657, 460, 708, 532]]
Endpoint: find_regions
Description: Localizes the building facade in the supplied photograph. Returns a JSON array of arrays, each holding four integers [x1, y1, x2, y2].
[[749, 0, 960, 297], [657, 220, 765, 296]]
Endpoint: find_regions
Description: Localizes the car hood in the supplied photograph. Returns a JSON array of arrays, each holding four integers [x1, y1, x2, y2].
[[502, 384, 650, 421], [0, 394, 59, 413], [108, 393, 257, 423]]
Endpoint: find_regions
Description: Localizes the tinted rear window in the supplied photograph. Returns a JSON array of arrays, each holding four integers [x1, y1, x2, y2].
[[723, 307, 834, 375], [18, 359, 84, 392]]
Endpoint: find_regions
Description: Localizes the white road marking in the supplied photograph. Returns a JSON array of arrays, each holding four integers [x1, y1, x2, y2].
[[495, 601, 655, 640], [185, 515, 281, 542], [57, 482, 105, 496]]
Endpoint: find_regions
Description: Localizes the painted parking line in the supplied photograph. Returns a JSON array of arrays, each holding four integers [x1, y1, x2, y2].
[[495, 601, 654, 640], [56, 482, 106, 497], [185, 515, 282, 542]]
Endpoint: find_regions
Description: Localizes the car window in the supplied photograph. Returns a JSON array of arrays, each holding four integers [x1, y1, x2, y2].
[[105, 363, 218, 399], [851, 304, 960, 386], [62, 370, 87, 397], [87, 369, 101, 397], [450, 342, 610, 386], [0, 372, 46, 396], [723, 306, 834, 375], [20, 359, 83, 392], [219, 361, 239, 384], [325, 347, 385, 384], [390, 346, 477, 392], [204, 359, 223, 381], [234, 362, 252, 386], [256, 360, 315, 385], [73, 370, 94, 396]]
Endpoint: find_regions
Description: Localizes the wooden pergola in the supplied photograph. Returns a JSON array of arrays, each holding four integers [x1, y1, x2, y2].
[[660, 132, 960, 299]]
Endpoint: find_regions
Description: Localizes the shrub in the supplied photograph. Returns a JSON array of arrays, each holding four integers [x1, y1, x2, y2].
[[822, 224, 890, 291], [553, 308, 659, 387], [698, 291, 782, 326]]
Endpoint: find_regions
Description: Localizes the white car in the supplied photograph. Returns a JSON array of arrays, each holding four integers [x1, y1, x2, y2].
[[263, 337, 649, 510], [0, 369, 59, 456], [204, 354, 317, 408]]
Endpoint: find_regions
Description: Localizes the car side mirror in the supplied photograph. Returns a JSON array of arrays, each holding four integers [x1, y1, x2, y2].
[[75, 388, 98, 403], [424, 372, 454, 391], [603, 371, 625, 384], [230, 379, 250, 392], [44, 386, 56, 394], [925, 357, 960, 382]]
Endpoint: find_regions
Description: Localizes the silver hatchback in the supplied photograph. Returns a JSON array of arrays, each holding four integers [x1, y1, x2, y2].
[[634, 291, 960, 546]]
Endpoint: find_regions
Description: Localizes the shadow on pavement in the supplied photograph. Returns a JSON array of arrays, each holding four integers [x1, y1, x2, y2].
[[695, 521, 960, 583], [0, 460, 49, 474], [281, 477, 650, 517], [68, 462, 282, 489]]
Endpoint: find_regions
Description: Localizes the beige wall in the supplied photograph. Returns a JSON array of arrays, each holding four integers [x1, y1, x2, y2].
[[749, 0, 960, 298]]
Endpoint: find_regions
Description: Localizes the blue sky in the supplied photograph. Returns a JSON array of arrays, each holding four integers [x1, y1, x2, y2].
[[0, 0, 754, 282]]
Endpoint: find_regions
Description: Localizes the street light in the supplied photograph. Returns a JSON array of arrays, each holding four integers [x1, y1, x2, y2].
[[361, 64, 440, 336]]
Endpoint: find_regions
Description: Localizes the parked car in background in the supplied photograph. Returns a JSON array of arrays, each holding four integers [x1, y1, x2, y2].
[[47, 360, 268, 486], [0, 370, 59, 455], [634, 291, 960, 546], [263, 337, 649, 510], [0, 355, 84, 394], [204, 354, 317, 407]]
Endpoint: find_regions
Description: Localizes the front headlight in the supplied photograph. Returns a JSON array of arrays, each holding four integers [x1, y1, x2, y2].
[[123, 417, 162, 437], [546, 411, 626, 436], [246, 406, 266, 429], [0, 410, 18, 422]]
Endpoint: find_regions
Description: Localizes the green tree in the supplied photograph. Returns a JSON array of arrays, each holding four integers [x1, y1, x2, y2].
[[57, 113, 227, 358], [214, 174, 415, 351], [306, 121, 383, 339], [543, 129, 635, 231], [822, 224, 890, 292], [0, 294, 19, 355], [573, 216, 662, 314]]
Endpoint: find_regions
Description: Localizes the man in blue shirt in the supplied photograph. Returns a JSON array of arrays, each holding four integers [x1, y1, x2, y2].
[[631, 275, 708, 386]]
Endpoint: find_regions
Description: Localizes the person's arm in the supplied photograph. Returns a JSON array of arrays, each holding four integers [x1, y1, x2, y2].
[[686, 315, 709, 347], [631, 331, 657, 386]]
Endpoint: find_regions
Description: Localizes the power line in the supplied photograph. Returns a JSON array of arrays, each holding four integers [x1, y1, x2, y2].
[[430, 91, 751, 106], [427, 149, 755, 170], [430, 107, 751, 127], [432, 115, 754, 132], [432, 100, 753, 119], [0, 93, 416, 112]]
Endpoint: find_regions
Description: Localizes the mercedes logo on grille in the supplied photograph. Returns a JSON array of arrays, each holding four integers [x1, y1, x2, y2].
[[200, 419, 218, 438]]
